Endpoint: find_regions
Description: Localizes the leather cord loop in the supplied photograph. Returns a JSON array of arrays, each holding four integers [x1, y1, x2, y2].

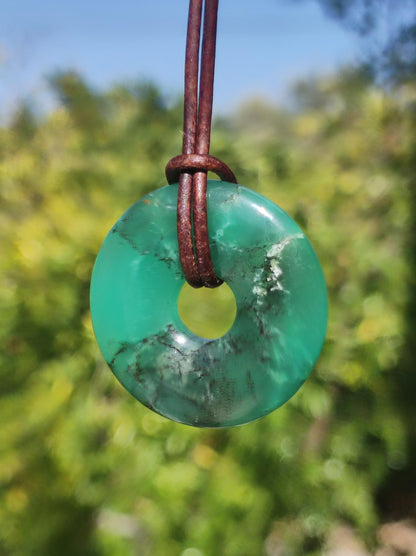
[[165, 0, 237, 288], [165, 154, 237, 185]]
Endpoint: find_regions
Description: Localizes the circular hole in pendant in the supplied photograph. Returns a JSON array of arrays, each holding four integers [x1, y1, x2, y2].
[[177, 281, 237, 339]]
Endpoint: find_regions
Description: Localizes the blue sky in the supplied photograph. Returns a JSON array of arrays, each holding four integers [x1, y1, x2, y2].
[[0, 0, 361, 119]]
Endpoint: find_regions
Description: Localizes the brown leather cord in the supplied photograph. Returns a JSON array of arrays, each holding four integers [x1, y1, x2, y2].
[[165, 0, 237, 288]]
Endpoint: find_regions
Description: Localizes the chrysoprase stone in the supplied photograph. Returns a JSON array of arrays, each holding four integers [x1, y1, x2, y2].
[[90, 181, 328, 427]]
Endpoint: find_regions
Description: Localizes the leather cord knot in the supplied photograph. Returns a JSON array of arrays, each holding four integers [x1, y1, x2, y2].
[[165, 154, 237, 185]]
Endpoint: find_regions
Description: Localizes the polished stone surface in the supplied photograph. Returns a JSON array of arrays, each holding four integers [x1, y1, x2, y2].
[[90, 181, 328, 427]]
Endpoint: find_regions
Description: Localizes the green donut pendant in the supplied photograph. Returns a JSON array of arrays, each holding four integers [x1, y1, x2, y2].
[[90, 181, 328, 427]]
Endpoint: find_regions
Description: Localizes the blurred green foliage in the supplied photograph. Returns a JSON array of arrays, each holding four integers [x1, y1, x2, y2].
[[1, 69, 415, 555]]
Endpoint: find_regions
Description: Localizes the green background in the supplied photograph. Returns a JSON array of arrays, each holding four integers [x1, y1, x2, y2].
[[1, 63, 416, 553]]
